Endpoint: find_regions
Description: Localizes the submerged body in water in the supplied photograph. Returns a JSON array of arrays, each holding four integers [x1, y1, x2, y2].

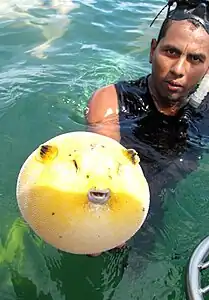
[[112, 75, 209, 252], [80, 73, 209, 298], [116, 75, 207, 190]]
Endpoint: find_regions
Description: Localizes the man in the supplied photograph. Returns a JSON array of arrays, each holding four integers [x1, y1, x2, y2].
[[85, 0, 209, 256]]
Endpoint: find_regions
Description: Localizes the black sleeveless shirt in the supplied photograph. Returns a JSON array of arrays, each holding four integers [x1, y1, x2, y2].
[[114, 75, 209, 198]]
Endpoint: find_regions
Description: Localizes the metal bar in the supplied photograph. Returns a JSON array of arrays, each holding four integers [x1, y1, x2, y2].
[[199, 261, 209, 271], [186, 237, 209, 300], [201, 285, 209, 295]]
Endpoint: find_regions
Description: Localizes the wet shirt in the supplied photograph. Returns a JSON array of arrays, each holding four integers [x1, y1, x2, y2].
[[114, 75, 209, 198]]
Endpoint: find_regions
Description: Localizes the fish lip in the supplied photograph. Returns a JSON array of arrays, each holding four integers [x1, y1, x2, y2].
[[87, 188, 110, 205]]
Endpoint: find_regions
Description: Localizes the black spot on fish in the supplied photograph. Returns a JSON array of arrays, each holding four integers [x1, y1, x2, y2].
[[101, 145, 105, 148], [142, 207, 145, 212], [52, 212, 55, 216], [73, 160, 78, 171], [117, 163, 122, 175], [108, 168, 112, 179], [69, 154, 71, 156], [59, 235, 62, 239], [90, 143, 96, 150], [86, 175, 90, 179]]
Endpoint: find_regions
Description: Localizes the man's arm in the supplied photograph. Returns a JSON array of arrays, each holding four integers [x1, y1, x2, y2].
[[85, 84, 121, 142]]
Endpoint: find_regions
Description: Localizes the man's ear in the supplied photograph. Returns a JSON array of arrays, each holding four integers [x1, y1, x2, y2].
[[149, 38, 157, 63]]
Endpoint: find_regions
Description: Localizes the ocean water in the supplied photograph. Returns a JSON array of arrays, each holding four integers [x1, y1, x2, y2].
[[1, 1, 209, 299]]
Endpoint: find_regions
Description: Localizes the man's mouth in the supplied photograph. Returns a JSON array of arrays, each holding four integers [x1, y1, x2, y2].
[[165, 80, 183, 92]]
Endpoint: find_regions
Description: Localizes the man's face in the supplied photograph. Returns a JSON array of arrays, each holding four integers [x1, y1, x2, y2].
[[149, 20, 209, 115]]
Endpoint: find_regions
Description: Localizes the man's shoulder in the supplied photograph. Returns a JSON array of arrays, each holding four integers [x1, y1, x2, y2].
[[85, 84, 119, 124], [88, 74, 149, 104], [92, 84, 116, 98], [85, 75, 150, 123]]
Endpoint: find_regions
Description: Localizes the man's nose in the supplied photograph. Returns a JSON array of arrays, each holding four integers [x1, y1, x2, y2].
[[170, 57, 186, 78]]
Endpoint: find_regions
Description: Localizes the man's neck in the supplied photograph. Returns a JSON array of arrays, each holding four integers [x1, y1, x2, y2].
[[147, 75, 186, 116]]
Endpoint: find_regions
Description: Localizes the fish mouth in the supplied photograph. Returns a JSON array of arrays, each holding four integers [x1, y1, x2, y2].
[[87, 188, 110, 205]]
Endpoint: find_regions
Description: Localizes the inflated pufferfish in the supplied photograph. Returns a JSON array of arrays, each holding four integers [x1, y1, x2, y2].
[[16, 131, 150, 255]]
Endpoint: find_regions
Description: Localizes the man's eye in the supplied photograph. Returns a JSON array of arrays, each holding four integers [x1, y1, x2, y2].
[[166, 49, 177, 56], [191, 55, 201, 63]]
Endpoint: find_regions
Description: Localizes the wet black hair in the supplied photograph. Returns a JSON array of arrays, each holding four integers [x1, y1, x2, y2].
[[151, 0, 209, 42], [157, 17, 200, 42]]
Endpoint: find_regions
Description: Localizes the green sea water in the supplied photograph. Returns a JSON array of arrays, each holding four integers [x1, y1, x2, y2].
[[1, 1, 209, 299]]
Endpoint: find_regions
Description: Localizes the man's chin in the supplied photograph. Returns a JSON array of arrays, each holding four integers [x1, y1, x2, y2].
[[157, 98, 183, 116], [166, 91, 182, 100]]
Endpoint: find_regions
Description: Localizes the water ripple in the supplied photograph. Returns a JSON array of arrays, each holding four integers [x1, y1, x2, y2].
[[2, 1, 206, 300]]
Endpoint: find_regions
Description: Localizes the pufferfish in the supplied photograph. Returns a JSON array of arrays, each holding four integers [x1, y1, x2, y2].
[[16, 131, 150, 255]]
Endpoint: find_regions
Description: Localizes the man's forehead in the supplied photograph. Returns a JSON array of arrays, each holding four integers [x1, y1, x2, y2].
[[161, 20, 209, 53]]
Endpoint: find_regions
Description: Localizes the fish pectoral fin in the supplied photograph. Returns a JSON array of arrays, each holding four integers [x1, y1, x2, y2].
[[124, 149, 140, 165], [36, 144, 58, 163]]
